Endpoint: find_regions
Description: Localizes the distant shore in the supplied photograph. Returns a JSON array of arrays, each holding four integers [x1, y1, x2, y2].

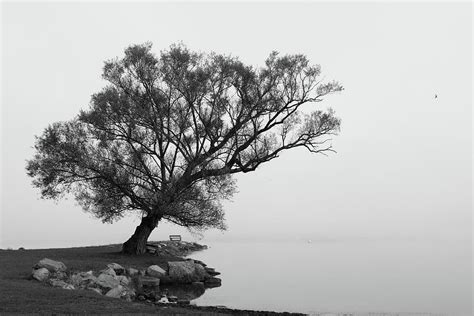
[[0, 243, 304, 315]]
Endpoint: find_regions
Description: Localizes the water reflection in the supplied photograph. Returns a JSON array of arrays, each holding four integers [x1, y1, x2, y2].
[[140, 280, 222, 303]]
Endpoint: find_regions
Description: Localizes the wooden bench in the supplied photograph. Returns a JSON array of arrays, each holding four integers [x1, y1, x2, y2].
[[169, 235, 182, 241]]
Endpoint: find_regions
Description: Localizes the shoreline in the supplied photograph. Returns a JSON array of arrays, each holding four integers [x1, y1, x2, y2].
[[0, 242, 304, 315]]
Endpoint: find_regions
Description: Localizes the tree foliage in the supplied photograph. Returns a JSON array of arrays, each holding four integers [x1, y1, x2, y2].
[[27, 43, 343, 233]]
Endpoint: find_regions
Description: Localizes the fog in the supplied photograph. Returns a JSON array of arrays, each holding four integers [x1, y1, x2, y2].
[[1, 2, 471, 253]]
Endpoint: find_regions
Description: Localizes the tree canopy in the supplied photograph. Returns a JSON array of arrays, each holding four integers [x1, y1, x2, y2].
[[26, 43, 343, 253]]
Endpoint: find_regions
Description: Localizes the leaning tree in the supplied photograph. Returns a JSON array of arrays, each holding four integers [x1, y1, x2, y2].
[[27, 43, 343, 254]]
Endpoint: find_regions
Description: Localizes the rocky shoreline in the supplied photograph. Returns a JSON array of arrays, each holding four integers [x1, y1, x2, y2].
[[145, 240, 209, 256], [24, 241, 305, 315], [30, 241, 221, 306]]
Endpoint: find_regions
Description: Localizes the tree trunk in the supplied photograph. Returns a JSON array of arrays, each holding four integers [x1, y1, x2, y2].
[[122, 215, 161, 254]]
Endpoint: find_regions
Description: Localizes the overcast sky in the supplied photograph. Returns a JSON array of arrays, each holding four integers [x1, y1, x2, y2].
[[1, 2, 471, 249]]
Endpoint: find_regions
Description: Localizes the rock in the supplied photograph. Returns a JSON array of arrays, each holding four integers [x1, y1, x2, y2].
[[89, 288, 103, 295], [107, 263, 125, 275], [168, 261, 203, 283], [146, 246, 156, 254], [193, 259, 207, 267], [204, 276, 221, 283], [71, 271, 97, 288], [158, 296, 169, 303], [99, 267, 116, 277], [194, 263, 207, 280], [127, 267, 139, 276], [137, 295, 146, 301], [105, 285, 124, 298], [63, 283, 75, 290], [96, 273, 120, 289], [204, 277, 222, 288], [32, 268, 50, 282], [205, 267, 221, 276], [35, 258, 67, 273], [192, 281, 205, 289], [115, 275, 130, 286], [165, 244, 180, 255], [168, 295, 178, 303], [49, 279, 66, 287], [146, 265, 166, 277], [49, 279, 75, 290], [140, 276, 160, 288], [80, 270, 94, 276], [51, 271, 67, 280]]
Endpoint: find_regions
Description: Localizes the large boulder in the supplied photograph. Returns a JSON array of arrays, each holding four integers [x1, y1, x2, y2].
[[35, 258, 67, 273], [168, 261, 207, 283], [96, 273, 120, 289], [146, 265, 166, 278], [32, 268, 50, 281]]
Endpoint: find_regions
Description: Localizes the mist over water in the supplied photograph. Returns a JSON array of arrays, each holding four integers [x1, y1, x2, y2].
[[189, 239, 471, 316]]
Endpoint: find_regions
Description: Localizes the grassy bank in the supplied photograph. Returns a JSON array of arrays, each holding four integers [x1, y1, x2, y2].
[[0, 244, 304, 315]]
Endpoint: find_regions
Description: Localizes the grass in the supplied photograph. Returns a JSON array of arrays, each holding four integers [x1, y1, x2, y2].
[[0, 244, 304, 315]]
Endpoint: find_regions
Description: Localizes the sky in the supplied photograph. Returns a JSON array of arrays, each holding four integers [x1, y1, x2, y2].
[[1, 1, 472, 249]]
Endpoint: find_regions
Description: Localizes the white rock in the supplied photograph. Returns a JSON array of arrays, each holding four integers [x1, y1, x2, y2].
[[36, 258, 67, 272], [105, 285, 124, 298], [32, 268, 50, 282], [146, 265, 166, 277], [158, 296, 169, 303]]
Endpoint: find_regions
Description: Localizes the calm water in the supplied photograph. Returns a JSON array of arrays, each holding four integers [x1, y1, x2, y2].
[[188, 240, 471, 315]]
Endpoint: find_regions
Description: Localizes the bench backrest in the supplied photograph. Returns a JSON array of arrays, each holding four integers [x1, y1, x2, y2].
[[169, 235, 181, 241]]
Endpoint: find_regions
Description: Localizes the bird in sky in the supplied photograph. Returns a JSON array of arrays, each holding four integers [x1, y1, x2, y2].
[[435, 94, 438, 99]]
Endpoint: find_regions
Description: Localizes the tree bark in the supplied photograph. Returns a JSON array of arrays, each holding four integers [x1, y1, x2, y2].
[[122, 214, 161, 254]]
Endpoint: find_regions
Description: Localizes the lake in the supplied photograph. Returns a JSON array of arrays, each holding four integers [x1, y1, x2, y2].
[[188, 239, 471, 316]]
